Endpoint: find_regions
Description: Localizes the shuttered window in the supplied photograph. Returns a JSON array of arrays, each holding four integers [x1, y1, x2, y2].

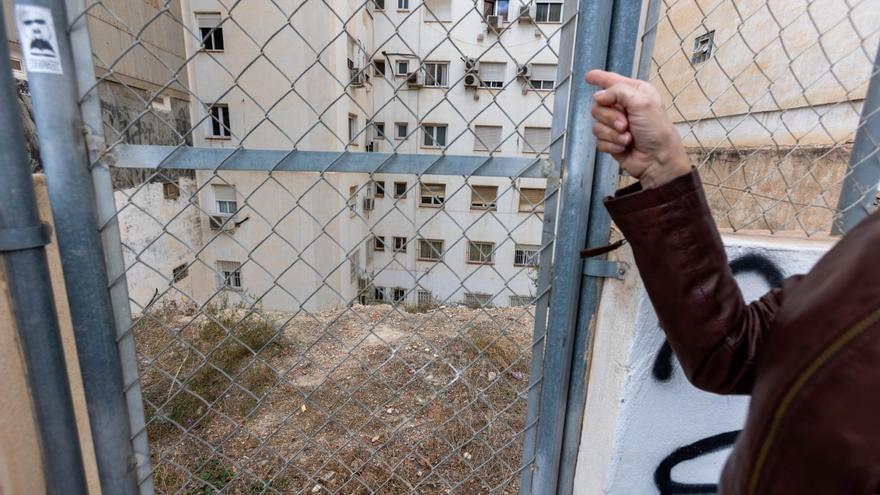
[[479, 62, 506, 87], [470, 185, 498, 210], [518, 187, 545, 212], [523, 127, 551, 153], [529, 63, 556, 90], [213, 184, 237, 214], [418, 239, 444, 261], [420, 183, 446, 206], [424, 0, 452, 20], [467, 241, 495, 264], [473, 125, 503, 151], [197, 13, 224, 51]]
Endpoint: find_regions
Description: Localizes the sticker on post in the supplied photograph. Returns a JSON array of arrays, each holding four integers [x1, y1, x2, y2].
[[15, 5, 63, 75]]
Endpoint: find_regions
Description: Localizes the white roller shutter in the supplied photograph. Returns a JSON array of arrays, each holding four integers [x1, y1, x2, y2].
[[474, 125, 503, 151], [523, 126, 550, 152], [479, 62, 507, 82], [197, 13, 221, 28], [425, 0, 452, 20], [213, 184, 235, 201], [530, 63, 556, 82]]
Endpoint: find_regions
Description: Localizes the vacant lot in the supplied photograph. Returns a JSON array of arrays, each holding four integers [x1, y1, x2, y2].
[[135, 301, 535, 494]]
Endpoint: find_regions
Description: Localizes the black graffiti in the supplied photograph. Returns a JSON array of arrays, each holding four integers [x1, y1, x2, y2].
[[651, 254, 783, 493], [654, 430, 740, 495], [651, 253, 785, 382]]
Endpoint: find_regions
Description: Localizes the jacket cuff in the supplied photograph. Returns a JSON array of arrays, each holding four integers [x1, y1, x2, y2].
[[604, 168, 701, 217]]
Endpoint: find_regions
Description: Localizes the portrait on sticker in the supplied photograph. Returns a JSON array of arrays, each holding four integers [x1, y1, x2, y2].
[[15, 5, 63, 75]]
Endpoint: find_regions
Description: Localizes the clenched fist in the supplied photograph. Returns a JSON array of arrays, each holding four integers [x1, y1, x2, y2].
[[585, 70, 691, 189]]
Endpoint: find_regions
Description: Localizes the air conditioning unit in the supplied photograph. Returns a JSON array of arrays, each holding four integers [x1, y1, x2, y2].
[[209, 215, 235, 231], [463, 57, 479, 73], [363, 198, 375, 211], [464, 72, 480, 87], [350, 68, 365, 87], [517, 2, 536, 22], [516, 64, 531, 79], [486, 14, 502, 32], [407, 70, 425, 87]]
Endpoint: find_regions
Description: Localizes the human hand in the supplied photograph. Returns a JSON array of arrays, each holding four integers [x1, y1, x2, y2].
[[585, 70, 691, 188]]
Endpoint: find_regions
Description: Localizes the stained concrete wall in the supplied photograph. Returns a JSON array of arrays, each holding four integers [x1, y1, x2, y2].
[[0, 176, 101, 494], [574, 232, 834, 494]]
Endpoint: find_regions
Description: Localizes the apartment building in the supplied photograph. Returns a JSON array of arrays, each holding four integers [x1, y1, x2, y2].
[[168, 0, 558, 312]]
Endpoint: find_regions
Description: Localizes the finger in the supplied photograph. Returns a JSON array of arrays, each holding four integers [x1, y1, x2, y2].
[[585, 69, 640, 90], [597, 139, 626, 155], [594, 83, 646, 111], [592, 122, 630, 146], [591, 104, 628, 131]]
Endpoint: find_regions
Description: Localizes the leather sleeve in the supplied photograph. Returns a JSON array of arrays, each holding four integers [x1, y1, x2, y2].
[[604, 169, 791, 395]]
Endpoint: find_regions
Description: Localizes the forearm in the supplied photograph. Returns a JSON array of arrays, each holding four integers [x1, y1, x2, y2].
[[605, 169, 777, 394]]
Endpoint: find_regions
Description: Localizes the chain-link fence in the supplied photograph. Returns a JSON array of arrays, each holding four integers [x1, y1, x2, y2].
[[639, 0, 880, 236], [59, 0, 574, 492]]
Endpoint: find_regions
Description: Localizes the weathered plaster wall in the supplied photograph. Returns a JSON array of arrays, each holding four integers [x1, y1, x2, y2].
[[117, 178, 203, 315], [574, 233, 834, 495]]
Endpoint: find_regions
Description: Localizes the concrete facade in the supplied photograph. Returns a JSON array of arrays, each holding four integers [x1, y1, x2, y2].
[[573, 233, 834, 494]]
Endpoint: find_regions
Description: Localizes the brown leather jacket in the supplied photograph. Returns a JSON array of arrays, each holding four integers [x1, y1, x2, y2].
[[604, 169, 880, 494]]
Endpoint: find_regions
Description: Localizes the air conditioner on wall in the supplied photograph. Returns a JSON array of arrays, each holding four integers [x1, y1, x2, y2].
[[350, 68, 365, 87], [486, 15, 501, 31], [464, 72, 480, 87], [407, 70, 425, 87], [516, 64, 530, 79], [463, 57, 479, 73], [209, 215, 235, 232], [517, 2, 536, 22]]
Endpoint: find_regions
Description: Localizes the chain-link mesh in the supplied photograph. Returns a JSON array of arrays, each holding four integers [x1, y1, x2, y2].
[[70, 0, 568, 492], [641, 0, 880, 235]]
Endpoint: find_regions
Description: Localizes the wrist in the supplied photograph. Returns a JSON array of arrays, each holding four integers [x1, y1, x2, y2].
[[640, 144, 690, 189]]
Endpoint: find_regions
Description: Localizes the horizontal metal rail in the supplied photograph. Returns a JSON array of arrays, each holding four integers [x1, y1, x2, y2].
[[112, 144, 549, 177]]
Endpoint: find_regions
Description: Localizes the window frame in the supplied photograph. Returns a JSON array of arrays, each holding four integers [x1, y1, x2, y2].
[[217, 260, 242, 289], [423, 62, 449, 87], [509, 295, 532, 306], [397, 0, 410, 9], [396, 60, 410, 75], [514, 244, 541, 266], [483, 0, 509, 21], [419, 183, 446, 207], [522, 126, 552, 154], [467, 241, 496, 265], [534, 1, 562, 22], [393, 236, 407, 252], [417, 238, 444, 261], [373, 235, 386, 251], [464, 292, 493, 308], [348, 114, 359, 147], [394, 181, 408, 198], [473, 125, 503, 152], [422, 124, 448, 149], [518, 187, 546, 213], [691, 31, 715, 65], [374, 122, 386, 139], [196, 12, 224, 52], [392, 288, 406, 302], [373, 0, 385, 10], [478, 62, 506, 89], [172, 263, 189, 282], [395, 122, 408, 140], [374, 286, 387, 302], [470, 185, 499, 210], [208, 103, 231, 138], [212, 184, 237, 215]]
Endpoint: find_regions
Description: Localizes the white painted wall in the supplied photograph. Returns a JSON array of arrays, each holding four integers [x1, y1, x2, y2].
[[574, 233, 834, 495]]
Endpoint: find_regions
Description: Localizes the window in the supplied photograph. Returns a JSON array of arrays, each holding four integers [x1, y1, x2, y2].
[[468, 241, 495, 264], [528, 64, 556, 90], [519, 187, 545, 212], [417, 290, 433, 305], [692, 31, 714, 65], [422, 124, 447, 148], [514, 244, 540, 266], [424, 62, 448, 87], [374, 0, 384, 9], [418, 239, 444, 261], [374, 59, 385, 76], [478, 62, 506, 88], [535, 1, 562, 22], [163, 181, 180, 200], [374, 235, 386, 251], [483, 0, 509, 20], [10, 58, 22, 72], [374, 123, 386, 139], [197, 13, 224, 51], [523, 127, 551, 153], [348, 185, 357, 213], [393, 236, 407, 252], [473, 125, 503, 152], [358, 278, 368, 304], [348, 114, 358, 146], [394, 181, 407, 198], [372, 180, 385, 197], [395, 122, 408, 139], [398, 0, 409, 9], [208, 104, 230, 138], [172, 263, 189, 282], [213, 184, 237, 214], [420, 183, 446, 206], [464, 292, 492, 308], [374, 286, 387, 302], [396, 60, 409, 75], [392, 288, 406, 302], [470, 185, 498, 210], [217, 260, 242, 288], [510, 295, 532, 306], [424, 0, 452, 21]]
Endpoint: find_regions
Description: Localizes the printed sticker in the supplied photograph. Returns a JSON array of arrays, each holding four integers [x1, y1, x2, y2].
[[15, 5, 63, 75]]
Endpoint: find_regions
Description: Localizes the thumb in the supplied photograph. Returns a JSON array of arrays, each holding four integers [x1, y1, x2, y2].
[[585, 69, 640, 90]]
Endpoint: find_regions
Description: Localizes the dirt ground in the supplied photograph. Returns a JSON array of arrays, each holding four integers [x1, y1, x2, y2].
[[134, 301, 536, 494]]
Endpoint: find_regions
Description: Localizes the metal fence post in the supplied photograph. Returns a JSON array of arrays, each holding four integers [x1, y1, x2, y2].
[[530, 0, 615, 492], [832, 42, 880, 234], [0, 13, 89, 495], [63, 0, 155, 490], [555, 0, 645, 492], [12, 0, 139, 493]]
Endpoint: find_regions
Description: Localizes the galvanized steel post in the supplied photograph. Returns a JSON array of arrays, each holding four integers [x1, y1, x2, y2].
[[833, 42, 880, 235], [12, 0, 139, 493], [529, 0, 615, 492], [0, 11, 89, 494]]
